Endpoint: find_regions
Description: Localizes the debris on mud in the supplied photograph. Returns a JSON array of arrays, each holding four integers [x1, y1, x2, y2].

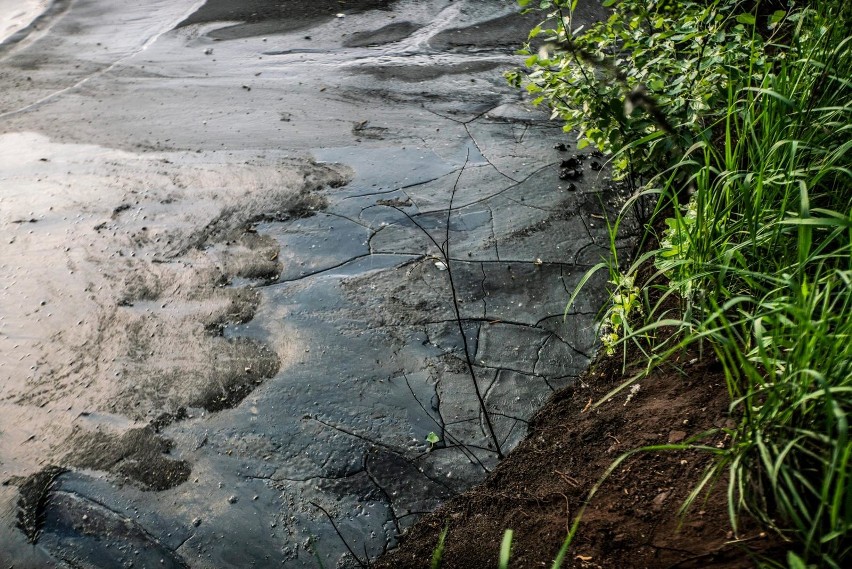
[[12, 466, 67, 543], [64, 426, 191, 491]]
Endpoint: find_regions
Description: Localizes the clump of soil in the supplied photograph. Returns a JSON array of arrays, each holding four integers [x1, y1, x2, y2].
[[64, 425, 190, 491], [376, 353, 785, 568], [11, 466, 67, 543]]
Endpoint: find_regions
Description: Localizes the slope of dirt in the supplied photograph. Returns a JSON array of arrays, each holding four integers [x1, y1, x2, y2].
[[376, 351, 787, 568]]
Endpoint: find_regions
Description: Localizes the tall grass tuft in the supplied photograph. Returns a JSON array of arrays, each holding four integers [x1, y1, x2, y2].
[[524, 0, 852, 565], [601, 2, 852, 565]]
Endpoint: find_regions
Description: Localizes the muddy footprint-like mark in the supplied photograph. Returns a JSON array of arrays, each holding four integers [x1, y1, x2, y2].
[[13, 463, 189, 569]]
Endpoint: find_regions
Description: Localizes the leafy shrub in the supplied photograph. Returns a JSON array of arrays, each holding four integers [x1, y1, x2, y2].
[[509, 0, 785, 179], [516, 1, 852, 566]]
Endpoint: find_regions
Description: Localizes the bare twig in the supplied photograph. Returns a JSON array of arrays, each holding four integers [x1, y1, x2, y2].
[[381, 152, 504, 458], [309, 501, 369, 568], [443, 152, 504, 458], [402, 374, 492, 472]]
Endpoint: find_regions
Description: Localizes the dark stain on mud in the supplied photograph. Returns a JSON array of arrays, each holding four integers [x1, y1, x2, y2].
[[65, 426, 191, 491], [253, 191, 329, 223], [202, 288, 263, 332], [190, 337, 281, 411], [43, 490, 191, 569], [356, 60, 506, 83], [12, 466, 67, 543], [179, 189, 328, 256], [342, 21, 422, 47], [220, 233, 282, 282], [427, 11, 544, 52], [178, 0, 396, 40]]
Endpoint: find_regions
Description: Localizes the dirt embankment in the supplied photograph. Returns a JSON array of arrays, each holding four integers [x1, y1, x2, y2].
[[377, 350, 785, 568]]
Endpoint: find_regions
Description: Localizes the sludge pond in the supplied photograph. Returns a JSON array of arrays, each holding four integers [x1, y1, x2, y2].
[[0, 0, 628, 566]]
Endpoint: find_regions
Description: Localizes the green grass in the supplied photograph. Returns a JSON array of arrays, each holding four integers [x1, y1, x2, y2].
[[427, 2, 849, 567], [519, 0, 851, 567], [587, 2, 852, 566]]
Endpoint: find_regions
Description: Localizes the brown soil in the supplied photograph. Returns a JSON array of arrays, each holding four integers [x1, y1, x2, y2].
[[376, 351, 787, 568]]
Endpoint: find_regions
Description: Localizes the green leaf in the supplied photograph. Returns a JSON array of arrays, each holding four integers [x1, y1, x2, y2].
[[786, 551, 807, 569], [431, 527, 448, 569], [499, 530, 513, 569], [426, 432, 440, 444], [769, 10, 787, 26], [735, 13, 755, 26]]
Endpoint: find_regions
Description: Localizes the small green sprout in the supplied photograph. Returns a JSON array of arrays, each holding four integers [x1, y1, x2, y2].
[[426, 432, 440, 450]]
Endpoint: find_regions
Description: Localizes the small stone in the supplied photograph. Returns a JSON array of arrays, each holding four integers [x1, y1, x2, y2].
[[668, 430, 687, 443], [559, 168, 582, 180], [228, 495, 238, 504], [192, 517, 202, 527]]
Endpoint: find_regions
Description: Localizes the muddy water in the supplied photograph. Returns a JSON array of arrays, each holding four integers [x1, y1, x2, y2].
[[0, 1, 627, 567]]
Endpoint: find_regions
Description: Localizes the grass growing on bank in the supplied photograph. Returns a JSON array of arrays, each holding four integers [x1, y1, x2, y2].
[[512, 0, 851, 566]]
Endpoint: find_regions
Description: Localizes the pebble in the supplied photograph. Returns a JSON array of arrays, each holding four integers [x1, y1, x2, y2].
[[668, 430, 687, 443]]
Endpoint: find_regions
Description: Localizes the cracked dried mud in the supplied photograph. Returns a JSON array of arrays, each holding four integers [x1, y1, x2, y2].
[[0, 1, 630, 567]]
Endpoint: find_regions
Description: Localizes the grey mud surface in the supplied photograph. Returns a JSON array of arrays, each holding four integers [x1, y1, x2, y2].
[[0, 1, 631, 567]]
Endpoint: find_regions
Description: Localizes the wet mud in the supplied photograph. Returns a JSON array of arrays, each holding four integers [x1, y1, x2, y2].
[[179, 0, 397, 40], [0, 1, 623, 567], [65, 426, 192, 491]]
